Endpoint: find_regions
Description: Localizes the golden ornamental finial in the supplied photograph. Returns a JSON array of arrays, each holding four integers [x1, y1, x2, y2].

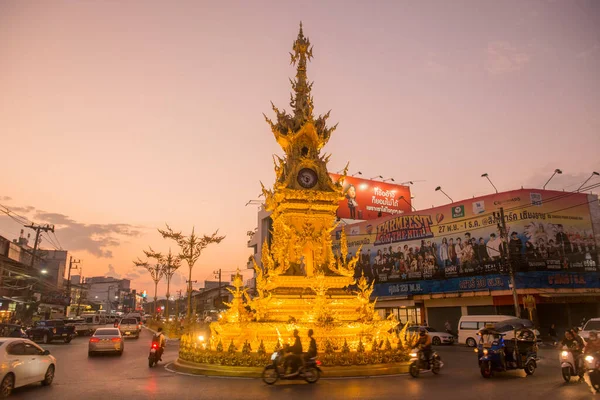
[[265, 22, 337, 150]]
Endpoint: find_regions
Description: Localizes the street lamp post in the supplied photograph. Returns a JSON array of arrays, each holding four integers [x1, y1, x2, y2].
[[577, 171, 600, 191], [481, 173, 498, 194], [398, 196, 416, 212], [435, 186, 454, 203], [543, 168, 562, 189]]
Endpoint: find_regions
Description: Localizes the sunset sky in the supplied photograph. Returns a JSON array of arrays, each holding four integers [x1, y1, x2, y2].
[[1, 0, 599, 296]]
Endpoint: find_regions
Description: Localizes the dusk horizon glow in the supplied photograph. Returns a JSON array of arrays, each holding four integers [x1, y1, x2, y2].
[[1, 0, 599, 295]]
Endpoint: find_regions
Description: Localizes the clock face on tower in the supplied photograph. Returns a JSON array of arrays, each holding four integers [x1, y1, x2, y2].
[[297, 168, 318, 189]]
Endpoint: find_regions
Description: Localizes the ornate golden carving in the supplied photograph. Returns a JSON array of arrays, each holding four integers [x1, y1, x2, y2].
[[205, 23, 402, 362]]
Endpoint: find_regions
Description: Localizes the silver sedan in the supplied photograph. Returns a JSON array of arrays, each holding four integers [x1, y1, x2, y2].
[[88, 328, 124, 356]]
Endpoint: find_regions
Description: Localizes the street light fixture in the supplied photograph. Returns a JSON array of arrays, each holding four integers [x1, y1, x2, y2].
[[398, 196, 417, 212], [435, 186, 454, 203], [382, 177, 395, 182], [543, 168, 562, 189], [481, 173, 498, 194], [351, 171, 362, 177], [400, 181, 414, 185], [370, 175, 383, 180], [577, 171, 600, 191]]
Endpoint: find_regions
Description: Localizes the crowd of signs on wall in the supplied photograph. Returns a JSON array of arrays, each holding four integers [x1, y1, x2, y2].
[[331, 189, 599, 295]]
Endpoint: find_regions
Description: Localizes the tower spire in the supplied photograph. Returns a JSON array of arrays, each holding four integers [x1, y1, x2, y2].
[[289, 21, 314, 124], [264, 22, 337, 150]]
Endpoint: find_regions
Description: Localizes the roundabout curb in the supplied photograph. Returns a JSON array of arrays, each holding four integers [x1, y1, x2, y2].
[[168, 358, 411, 379]]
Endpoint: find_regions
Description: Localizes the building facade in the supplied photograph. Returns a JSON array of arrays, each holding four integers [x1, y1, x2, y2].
[[86, 277, 131, 313], [331, 188, 600, 338]]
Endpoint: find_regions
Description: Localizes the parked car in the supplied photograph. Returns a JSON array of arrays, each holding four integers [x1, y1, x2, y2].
[[88, 328, 124, 356], [0, 324, 27, 339], [407, 326, 455, 345], [27, 320, 76, 344], [0, 338, 56, 398], [118, 318, 141, 339], [580, 318, 600, 340]]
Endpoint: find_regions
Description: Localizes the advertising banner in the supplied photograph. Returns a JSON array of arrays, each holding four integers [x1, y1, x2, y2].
[[333, 189, 598, 285], [329, 173, 412, 221], [372, 271, 600, 297]]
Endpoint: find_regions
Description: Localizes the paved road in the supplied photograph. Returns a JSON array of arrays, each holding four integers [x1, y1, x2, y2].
[[10, 329, 596, 400]]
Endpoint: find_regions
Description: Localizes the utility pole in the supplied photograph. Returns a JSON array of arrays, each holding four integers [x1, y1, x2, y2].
[[175, 289, 182, 321], [64, 256, 81, 316], [213, 269, 222, 311], [495, 207, 521, 318], [24, 223, 54, 267], [186, 279, 197, 322]]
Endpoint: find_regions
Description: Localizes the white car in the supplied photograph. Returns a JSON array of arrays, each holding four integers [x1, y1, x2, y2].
[[580, 318, 600, 340], [0, 338, 56, 398], [407, 326, 455, 345]]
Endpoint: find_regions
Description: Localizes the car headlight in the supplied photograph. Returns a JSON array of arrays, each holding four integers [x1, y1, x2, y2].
[[585, 355, 594, 363], [474, 348, 479, 353], [561, 351, 569, 358], [410, 352, 418, 358], [483, 349, 488, 355]]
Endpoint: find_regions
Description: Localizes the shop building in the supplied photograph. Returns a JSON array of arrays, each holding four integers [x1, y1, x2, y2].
[[334, 188, 600, 337]]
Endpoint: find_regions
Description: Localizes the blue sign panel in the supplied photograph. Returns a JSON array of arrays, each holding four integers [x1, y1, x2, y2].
[[372, 271, 600, 297]]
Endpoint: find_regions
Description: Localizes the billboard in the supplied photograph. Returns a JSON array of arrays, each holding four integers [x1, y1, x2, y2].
[[332, 189, 599, 286], [329, 173, 412, 220]]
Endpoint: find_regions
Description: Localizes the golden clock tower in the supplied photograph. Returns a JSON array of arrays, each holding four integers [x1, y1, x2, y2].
[[263, 22, 346, 280], [204, 24, 398, 355]]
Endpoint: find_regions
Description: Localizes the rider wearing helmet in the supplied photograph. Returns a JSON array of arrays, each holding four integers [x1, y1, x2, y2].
[[417, 327, 432, 363], [154, 327, 166, 361]]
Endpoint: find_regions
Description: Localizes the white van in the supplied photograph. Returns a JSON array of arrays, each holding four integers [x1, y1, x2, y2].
[[458, 315, 514, 347]]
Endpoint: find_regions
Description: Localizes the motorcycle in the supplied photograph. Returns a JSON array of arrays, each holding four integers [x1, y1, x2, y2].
[[560, 347, 582, 382], [148, 341, 162, 367], [584, 352, 600, 392], [409, 348, 443, 378], [262, 350, 322, 385]]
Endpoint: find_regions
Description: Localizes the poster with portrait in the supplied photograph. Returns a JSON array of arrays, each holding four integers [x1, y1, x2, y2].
[[329, 173, 412, 220], [332, 189, 599, 284]]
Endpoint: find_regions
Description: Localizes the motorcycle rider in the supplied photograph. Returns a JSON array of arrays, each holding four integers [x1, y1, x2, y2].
[[562, 330, 584, 382], [284, 329, 303, 377], [417, 327, 433, 366], [305, 329, 317, 363], [153, 327, 166, 361]]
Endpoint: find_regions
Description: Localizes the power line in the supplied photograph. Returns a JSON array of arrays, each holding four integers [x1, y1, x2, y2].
[[51, 231, 63, 250]]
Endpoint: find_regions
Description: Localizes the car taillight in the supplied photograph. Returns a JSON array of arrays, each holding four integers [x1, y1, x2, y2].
[[111, 337, 121, 342], [90, 337, 100, 343], [316, 360, 322, 366]]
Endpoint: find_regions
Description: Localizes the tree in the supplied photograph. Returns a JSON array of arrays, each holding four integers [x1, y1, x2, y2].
[[159, 224, 225, 321], [144, 247, 181, 321], [134, 253, 165, 320]]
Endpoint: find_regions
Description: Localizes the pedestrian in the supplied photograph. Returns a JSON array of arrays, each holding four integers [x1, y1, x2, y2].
[[548, 323, 558, 345], [445, 320, 453, 336]]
